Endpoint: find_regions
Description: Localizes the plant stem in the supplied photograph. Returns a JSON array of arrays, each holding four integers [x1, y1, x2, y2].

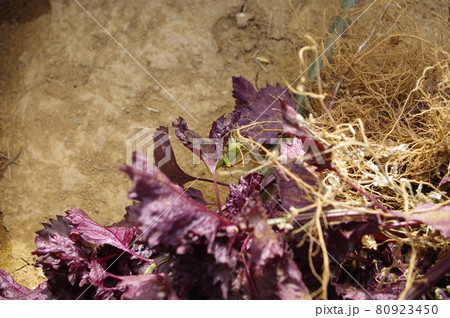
[[400, 252, 450, 300], [241, 253, 259, 300], [196, 177, 229, 187], [211, 170, 222, 211], [260, 173, 276, 189], [240, 235, 260, 300], [127, 249, 154, 263], [145, 256, 169, 274]]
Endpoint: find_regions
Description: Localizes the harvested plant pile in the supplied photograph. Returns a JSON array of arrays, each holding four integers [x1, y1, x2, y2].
[[0, 1, 449, 300]]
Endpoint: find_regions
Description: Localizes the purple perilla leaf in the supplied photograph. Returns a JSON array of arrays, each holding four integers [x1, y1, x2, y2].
[[275, 136, 319, 210], [173, 112, 239, 174], [183, 187, 211, 205], [116, 273, 178, 300], [121, 152, 238, 298], [224, 172, 265, 221], [121, 152, 235, 248], [438, 177, 450, 191], [153, 126, 216, 205], [172, 117, 221, 206], [438, 163, 450, 191], [236, 193, 311, 299], [33, 216, 92, 284], [280, 100, 333, 171], [0, 269, 50, 300], [32, 216, 97, 299], [66, 208, 149, 262], [232, 76, 297, 140], [276, 162, 319, 210], [87, 261, 178, 300], [279, 136, 305, 161], [334, 283, 402, 300], [209, 110, 240, 143], [31, 210, 156, 299], [173, 112, 238, 207], [391, 203, 450, 238], [153, 126, 196, 186], [171, 117, 213, 169]]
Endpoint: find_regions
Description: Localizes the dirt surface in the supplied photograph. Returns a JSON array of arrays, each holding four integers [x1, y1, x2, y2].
[[0, 0, 448, 289]]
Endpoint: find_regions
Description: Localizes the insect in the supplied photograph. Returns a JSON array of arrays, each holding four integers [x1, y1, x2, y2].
[[217, 137, 244, 168]]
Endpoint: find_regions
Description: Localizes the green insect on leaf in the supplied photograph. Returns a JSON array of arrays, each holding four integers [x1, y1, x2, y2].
[[216, 137, 243, 169]]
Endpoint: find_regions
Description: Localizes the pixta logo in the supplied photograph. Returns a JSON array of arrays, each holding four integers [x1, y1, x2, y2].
[[125, 128, 171, 174]]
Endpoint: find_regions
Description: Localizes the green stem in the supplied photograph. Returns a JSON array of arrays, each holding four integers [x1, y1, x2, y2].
[[145, 256, 169, 274]]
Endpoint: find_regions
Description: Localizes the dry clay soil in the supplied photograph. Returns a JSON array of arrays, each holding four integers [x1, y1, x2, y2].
[[0, 0, 448, 288]]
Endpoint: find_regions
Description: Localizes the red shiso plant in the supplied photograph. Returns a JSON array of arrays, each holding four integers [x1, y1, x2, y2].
[[1, 77, 449, 300]]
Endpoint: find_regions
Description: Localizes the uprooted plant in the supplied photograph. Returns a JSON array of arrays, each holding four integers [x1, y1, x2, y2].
[[1, 0, 449, 300]]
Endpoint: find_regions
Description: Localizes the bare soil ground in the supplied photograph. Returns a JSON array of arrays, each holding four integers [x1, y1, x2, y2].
[[0, 0, 448, 288]]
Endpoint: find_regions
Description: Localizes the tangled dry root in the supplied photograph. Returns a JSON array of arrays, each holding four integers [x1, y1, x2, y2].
[[290, 0, 449, 209]]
